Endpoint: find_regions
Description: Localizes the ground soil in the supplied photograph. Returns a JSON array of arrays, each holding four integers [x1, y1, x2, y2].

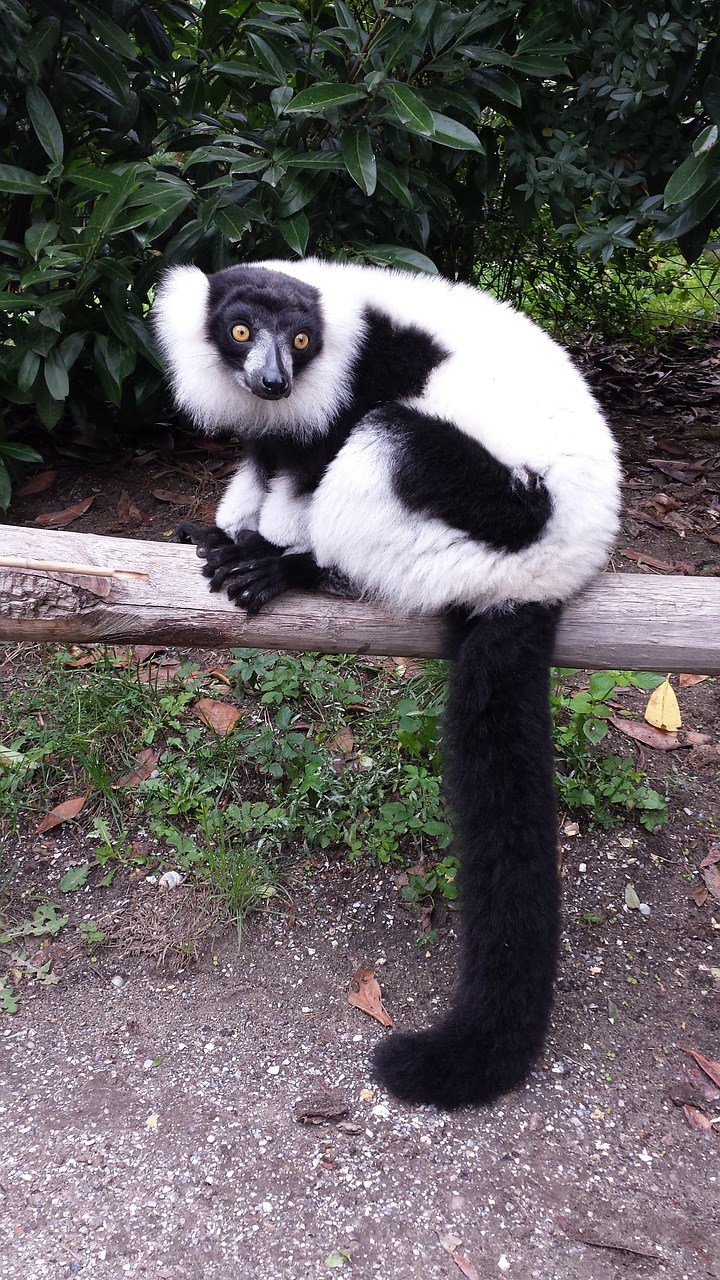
[[1, 333, 719, 1280]]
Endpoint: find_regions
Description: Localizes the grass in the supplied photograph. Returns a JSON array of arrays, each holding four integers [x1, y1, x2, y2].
[[0, 643, 672, 1009]]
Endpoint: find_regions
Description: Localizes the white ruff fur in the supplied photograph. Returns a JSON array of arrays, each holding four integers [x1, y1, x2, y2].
[[154, 259, 621, 609]]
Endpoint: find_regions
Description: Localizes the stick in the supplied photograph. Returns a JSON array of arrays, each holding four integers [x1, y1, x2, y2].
[[0, 555, 149, 581]]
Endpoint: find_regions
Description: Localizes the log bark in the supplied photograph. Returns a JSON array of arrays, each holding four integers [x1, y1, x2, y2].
[[1, 524, 718, 673]]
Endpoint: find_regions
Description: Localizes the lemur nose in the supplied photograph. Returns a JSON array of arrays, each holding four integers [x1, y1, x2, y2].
[[262, 375, 288, 394]]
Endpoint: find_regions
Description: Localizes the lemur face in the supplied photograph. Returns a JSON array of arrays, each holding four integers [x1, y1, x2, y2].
[[205, 266, 324, 401]]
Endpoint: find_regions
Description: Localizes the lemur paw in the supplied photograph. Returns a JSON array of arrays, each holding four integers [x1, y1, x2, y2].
[[171, 521, 234, 553], [224, 553, 322, 615]]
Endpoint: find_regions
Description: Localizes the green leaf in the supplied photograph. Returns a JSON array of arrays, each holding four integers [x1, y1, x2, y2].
[[43, 348, 69, 402], [382, 83, 434, 136], [655, 174, 720, 241], [59, 863, 92, 893], [0, 164, 45, 196], [357, 244, 438, 274], [692, 124, 719, 157], [376, 159, 414, 208], [77, 4, 138, 60], [247, 32, 288, 84], [32, 375, 65, 429], [72, 35, 132, 106], [472, 69, 522, 108], [26, 85, 64, 165], [430, 112, 484, 152], [284, 84, 367, 113], [341, 128, 377, 195], [18, 350, 41, 392], [277, 211, 309, 256], [0, 442, 43, 463], [664, 149, 716, 208], [25, 221, 58, 259], [0, 462, 11, 512], [215, 206, 251, 241]]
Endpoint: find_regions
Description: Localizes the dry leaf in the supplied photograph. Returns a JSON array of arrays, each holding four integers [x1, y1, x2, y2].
[[700, 844, 720, 868], [36, 794, 87, 833], [608, 715, 679, 750], [681, 1048, 720, 1090], [115, 748, 161, 788], [34, 495, 97, 527], [327, 727, 354, 754], [679, 673, 710, 688], [437, 1234, 481, 1280], [700, 862, 720, 904], [193, 698, 241, 735], [644, 678, 682, 732], [16, 470, 57, 496], [153, 489, 194, 506], [347, 966, 393, 1027], [690, 884, 710, 907], [132, 645, 167, 663], [682, 1103, 713, 1133]]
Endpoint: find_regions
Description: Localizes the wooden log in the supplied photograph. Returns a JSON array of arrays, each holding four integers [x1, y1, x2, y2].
[[0, 524, 718, 672]]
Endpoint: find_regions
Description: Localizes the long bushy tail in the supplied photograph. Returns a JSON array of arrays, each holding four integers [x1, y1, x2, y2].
[[373, 603, 562, 1109]]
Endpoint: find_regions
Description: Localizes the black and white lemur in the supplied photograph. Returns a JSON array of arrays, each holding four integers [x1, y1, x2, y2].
[[153, 258, 620, 1110]]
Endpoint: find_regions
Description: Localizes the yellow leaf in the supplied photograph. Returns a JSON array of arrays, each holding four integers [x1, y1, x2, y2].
[[644, 677, 682, 732]]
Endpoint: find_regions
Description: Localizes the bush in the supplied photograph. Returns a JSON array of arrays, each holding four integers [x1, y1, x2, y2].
[[0, 1, 717, 471]]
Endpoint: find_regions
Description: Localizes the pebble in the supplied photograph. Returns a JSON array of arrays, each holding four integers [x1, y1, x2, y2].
[[110, 976, 124, 989]]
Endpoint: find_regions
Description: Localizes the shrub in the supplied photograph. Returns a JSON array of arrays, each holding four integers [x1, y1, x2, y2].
[[0, 1, 717, 470]]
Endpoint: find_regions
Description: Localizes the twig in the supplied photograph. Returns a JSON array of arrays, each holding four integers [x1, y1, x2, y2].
[[0, 556, 149, 581]]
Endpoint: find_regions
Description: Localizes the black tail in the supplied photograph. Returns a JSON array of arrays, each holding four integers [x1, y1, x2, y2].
[[373, 603, 562, 1108]]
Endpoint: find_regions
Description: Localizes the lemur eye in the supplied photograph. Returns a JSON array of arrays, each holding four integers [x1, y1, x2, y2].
[[231, 324, 251, 343], [293, 332, 310, 351]]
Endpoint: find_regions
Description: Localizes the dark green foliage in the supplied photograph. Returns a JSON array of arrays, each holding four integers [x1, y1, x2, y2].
[[0, 1, 717, 468]]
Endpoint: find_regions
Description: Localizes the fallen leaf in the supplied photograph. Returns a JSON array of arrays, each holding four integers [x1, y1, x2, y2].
[[324, 1251, 352, 1269], [36, 795, 87, 833], [116, 491, 150, 527], [437, 1233, 482, 1280], [608, 715, 679, 750], [679, 673, 710, 688], [644, 678, 682, 732], [132, 645, 167, 664], [700, 862, 720, 904], [347, 966, 393, 1027], [192, 698, 241, 736], [682, 729, 711, 746], [624, 882, 642, 910], [690, 884, 710, 907], [327, 727, 354, 754], [34, 495, 97, 527], [16, 469, 57, 496], [152, 489, 194, 506], [700, 844, 720, 868], [115, 748, 161, 788], [681, 1048, 720, 1090], [682, 1103, 713, 1133]]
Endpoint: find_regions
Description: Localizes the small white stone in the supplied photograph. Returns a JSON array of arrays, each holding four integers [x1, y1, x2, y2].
[[499, 1256, 511, 1272], [639, 903, 651, 916], [267, 1064, 280, 1075], [110, 975, 124, 988]]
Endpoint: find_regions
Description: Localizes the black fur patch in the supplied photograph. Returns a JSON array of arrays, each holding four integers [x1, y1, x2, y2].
[[386, 404, 553, 553], [246, 306, 448, 496], [349, 307, 448, 411]]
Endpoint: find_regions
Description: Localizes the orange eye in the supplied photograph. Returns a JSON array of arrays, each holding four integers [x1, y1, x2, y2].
[[231, 324, 251, 343], [293, 332, 309, 351]]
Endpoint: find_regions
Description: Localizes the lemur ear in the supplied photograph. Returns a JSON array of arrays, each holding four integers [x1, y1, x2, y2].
[[154, 265, 210, 325]]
